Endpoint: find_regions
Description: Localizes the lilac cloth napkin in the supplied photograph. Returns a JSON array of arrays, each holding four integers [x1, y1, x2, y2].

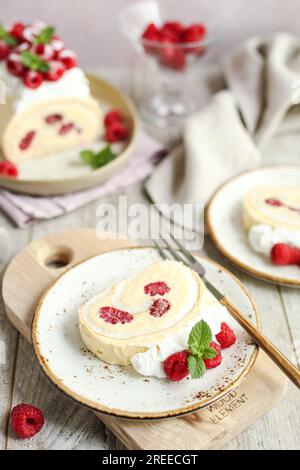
[[0, 131, 165, 228]]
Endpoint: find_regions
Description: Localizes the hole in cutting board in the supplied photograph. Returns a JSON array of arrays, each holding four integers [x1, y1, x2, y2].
[[44, 247, 73, 269]]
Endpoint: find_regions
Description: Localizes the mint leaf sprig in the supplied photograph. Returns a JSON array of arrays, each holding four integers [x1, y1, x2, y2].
[[187, 320, 218, 379], [0, 24, 18, 47], [21, 51, 50, 72], [33, 26, 56, 45], [80, 146, 117, 169]]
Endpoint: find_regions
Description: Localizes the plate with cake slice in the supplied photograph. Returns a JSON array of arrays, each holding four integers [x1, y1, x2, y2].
[[0, 21, 138, 195], [32, 246, 259, 420], [206, 166, 300, 287]]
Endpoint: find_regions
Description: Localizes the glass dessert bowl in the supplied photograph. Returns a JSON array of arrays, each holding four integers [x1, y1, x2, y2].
[[119, 0, 215, 127]]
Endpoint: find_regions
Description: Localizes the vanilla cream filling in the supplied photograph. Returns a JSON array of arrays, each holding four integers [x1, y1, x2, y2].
[[248, 224, 300, 257]]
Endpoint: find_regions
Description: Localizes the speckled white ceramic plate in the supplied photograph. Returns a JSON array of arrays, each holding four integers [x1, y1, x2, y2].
[[32, 247, 259, 420], [206, 166, 300, 287]]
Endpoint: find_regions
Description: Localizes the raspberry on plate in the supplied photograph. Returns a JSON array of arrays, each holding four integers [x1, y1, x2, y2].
[[11, 403, 44, 439], [0, 161, 19, 178], [164, 351, 189, 381], [105, 122, 129, 143], [216, 323, 236, 349], [203, 341, 222, 369], [271, 243, 300, 266], [104, 110, 122, 127]]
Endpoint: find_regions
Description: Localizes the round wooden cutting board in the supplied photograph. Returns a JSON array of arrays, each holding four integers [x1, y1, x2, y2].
[[0, 75, 139, 195], [2, 229, 287, 449]]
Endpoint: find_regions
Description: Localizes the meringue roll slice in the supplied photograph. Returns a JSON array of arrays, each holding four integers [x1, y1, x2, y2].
[[2, 97, 102, 163], [79, 260, 206, 366], [243, 186, 300, 258]]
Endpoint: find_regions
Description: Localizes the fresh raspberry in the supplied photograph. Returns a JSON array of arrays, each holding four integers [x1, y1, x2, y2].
[[19, 130, 36, 151], [11, 404, 44, 439], [45, 113, 63, 124], [57, 49, 77, 69], [0, 40, 10, 60], [162, 22, 184, 37], [6, 53, 25, 77], [0, 161, 18, 178], [23, 70, 43, 89], [163, 351, 189, 381], [104, 110, 122, 127], [216, 323, 236, 349], [182, 24, 206, 54], [99, 306, 133, 325], [265, 198, 282, 207], [160, 26, 180, 43], [105, 122, 129, 143], [160, 45, 186, 71], [59, 122, 74, 135], [141, 23, 161, 54], [144, 281, 170, 296], [182, 24, 206, 43], [203, 341, 222, 369], [10, 22, 25, 40], [271, 243, 300, 266], [44, 60, 65, 81], [149, 298, 171, 317], [33, 43, 55, 61]]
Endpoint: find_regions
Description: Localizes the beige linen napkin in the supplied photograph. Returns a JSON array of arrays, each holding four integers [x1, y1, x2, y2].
[[146, 33, 300, 218]]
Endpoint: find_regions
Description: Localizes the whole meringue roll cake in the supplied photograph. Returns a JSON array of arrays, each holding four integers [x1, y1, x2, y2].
[[243, 186, 300, 232], [79, 260, 206, 366], [0, 21, 102, 163]]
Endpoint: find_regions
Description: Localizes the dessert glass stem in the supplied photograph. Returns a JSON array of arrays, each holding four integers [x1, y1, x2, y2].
[[140, 62, 199, 127]]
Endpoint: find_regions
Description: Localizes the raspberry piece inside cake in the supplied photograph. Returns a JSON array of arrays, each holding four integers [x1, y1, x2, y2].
[[99, 306, 133, 325]]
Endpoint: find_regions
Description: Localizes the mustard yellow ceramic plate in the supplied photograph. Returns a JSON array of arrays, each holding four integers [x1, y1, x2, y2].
[[206, 166, 300, 287], [0, 75, 138, 196], [32, 247, 259, 420]]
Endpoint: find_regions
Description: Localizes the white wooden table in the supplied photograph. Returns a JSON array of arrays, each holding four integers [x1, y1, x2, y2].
[[0, 69, 300, 450]]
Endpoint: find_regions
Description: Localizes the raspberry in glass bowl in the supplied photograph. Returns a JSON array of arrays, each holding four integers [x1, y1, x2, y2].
[[119, 1, 214, 127]]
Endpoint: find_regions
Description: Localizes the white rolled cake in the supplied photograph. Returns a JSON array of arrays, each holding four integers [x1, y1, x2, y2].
[[243, 186, 300, 257], [79, 260, 206, 366], [0, 21, 102, 163]]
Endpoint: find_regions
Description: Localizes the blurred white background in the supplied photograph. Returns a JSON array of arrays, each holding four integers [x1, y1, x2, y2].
[[1, 0, 300, 66]]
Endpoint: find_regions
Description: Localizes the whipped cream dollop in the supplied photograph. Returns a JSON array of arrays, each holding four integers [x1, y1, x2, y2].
[[131, 300, 231, 379], [248, 224, 300, 257], [0, 65, 90, 113]]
